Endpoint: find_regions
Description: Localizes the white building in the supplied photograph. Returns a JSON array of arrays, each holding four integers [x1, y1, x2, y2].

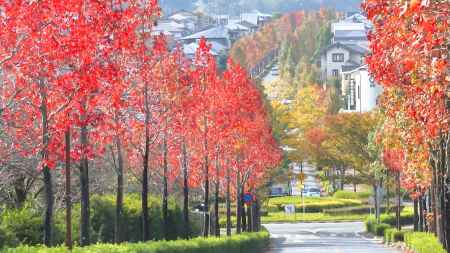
[[182, 41, 226, 59], [152, 19, 190, 40], [320, 42, 368, 80], [341, 65, 383, 112], [180, 26, 231, 49], [241, 10, 272, 27]]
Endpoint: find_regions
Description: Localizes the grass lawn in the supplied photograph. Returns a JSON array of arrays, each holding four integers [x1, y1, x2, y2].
[[266, 196, 362, 206], [218, 191, 374, 225], [264, 196, 364, 213], [220, 212, 369, 226], [261, 212, 368, 223]]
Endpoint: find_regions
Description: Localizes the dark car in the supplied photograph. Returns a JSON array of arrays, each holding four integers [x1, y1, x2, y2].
[[192, 203, 208, 212]]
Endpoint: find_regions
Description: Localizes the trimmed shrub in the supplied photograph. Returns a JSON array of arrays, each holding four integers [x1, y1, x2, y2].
[[333, 190, 371, 200], [384, 229, 407, 244], [404, 232, 446, 253], [3, 231, 270, 253], [0, 205, 64, 247], [266, 196, 362, 213], [380, 210, 414, 226], [0, 195, 201, 247], [374, 223, 391, 236], [364, 217, 391, 237], [384, 228, 394, 243], [323, 205, 403, 215], [365, 216, 376, 233]]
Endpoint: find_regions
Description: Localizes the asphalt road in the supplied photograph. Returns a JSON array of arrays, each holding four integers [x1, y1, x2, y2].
[[291, 163, 320, 196], [264, 222, 401, 253]]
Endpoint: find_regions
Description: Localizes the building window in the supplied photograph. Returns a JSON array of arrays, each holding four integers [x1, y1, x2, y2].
[[332, 53, 344, 62], [332, 69, 339, 77], [369, 76, 376, 87], [344, 74, 350, 80], [349, 79, 356, 110]]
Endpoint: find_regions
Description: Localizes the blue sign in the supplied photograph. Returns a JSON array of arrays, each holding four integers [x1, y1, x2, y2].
[[243, 193, 253, 204]]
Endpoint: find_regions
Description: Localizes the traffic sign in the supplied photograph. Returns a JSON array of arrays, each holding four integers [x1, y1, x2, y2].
[[243, 193, 253, 204], [285, 204, 295, 214], [298, 172, 305, 183]]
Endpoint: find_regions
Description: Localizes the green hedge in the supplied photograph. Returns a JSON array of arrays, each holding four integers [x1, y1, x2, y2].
[[379, 209, 414, 226], [3, 231, 270, 253], [384, 228, 407, 244], [0, 195, 201, 247], [266, 196, 362, 213], [323, 205, 403, 215], [365, 217, 392, 236], [404, 232, 446, 253], [374, 223, 391, 236], [333, 190, 371, 200]]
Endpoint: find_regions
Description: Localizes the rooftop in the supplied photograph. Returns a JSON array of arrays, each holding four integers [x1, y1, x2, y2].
[[183, 41, 226, 56], [153, 20, 187, 33], [334, 30, 367, 40], [321, 42, 369, 55], [181, 26, 229, 40]]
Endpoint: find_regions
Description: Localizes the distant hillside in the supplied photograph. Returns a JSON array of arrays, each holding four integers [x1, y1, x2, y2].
[[160, 0, 361, 15]]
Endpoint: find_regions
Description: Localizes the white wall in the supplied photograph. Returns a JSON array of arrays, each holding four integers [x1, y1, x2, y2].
[[324, 47, 350, 78], [332, 22, 365, 34], [342, 68, 383, 112]]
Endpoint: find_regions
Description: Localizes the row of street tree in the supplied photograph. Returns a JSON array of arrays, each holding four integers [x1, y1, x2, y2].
[[363, 0, 449, 250], [0, 0, 281, 247]]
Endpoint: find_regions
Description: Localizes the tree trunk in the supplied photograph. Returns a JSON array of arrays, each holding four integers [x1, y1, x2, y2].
[[65, 128, 72, 249], [396, 171, 401, 231], [386, 170, 390, 214], [444, 134, 450, 252], [226, 164, 232, 236], [418, 195, 424, 232], [236, 172, 242, 234], [182, 140, 190, 239], [247, 203, 252, 232], [214, 150, 220, 237], [162, 132, 169, 240], [436, 137, 448, 249], [373, 183, 380, 224], [331, 167, 336, 192], [13, 177, 27, 208], [80, 124, 90, 246], [432, 158, 438, 235], [241, 189, 246, 232], [427, 189, 433, 232], [252, 198, 258, 232], [202, 116, 209, 237], [142, 85, 150, 241], [41, 85, 53, 247], [255, 198, 261, 232], [414, 198, 419, 231], [115, 137, 124, 243], [43, 166, 53, 246]]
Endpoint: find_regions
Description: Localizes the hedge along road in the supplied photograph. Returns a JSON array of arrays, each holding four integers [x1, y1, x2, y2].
[[264, 222, 401, 253]]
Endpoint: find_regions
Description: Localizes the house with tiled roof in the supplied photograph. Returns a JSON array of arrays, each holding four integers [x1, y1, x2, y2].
[[152, 19, 191, 40], [180, 26, 231, 49], [319, 42, 369, 80]]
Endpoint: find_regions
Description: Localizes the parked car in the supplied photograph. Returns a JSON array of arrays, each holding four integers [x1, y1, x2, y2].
[[269, 187, 288, 197], [192, 203, 208, 212], [302, 187, 321, 197]]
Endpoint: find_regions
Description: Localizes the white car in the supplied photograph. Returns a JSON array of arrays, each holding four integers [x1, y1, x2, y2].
[[302, 187, 321, 197]]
